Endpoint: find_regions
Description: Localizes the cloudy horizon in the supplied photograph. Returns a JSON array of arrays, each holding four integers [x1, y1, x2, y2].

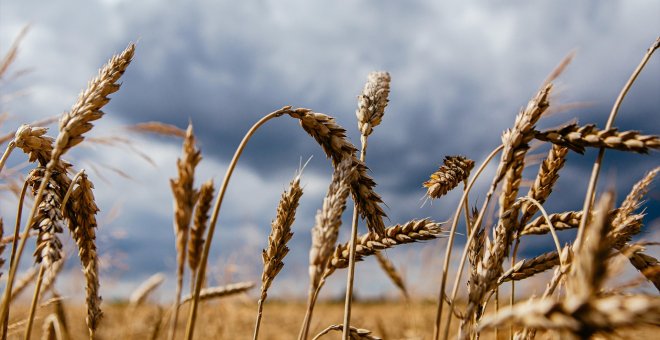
[[1, 0, 658, 301]]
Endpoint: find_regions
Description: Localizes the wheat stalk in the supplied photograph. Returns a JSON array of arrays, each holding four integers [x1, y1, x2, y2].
[[253, 172, 303, 340], [0, 219, 5, 278], [308, 158, 355, 292], [299, 159, 354, 340], [342, 71, 392, 339], [168, 122, 201, 340]]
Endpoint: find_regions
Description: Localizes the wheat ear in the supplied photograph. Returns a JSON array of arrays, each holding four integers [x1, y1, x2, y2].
[[534, 123, 660, 154], [129, 273, 166, 307], [15, 44, 135, 340], [253, 173, 303, 340], [168, 123, 201, 340], [64, 171, 102, 335], [424, 156, 475, 199], [322, 219, 443, 277], [180, 282, 255, 304], [188, 179, 214, 288], [432, 145, 503, 340], [300, 159, 354, 340], [342, 71, 391, 339]]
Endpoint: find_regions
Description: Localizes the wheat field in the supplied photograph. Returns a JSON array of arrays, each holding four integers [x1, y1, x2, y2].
[[0, 29, 658, 340]]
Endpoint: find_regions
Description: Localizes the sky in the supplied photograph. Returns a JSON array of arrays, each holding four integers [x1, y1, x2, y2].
[[0, 0, 659, 301]]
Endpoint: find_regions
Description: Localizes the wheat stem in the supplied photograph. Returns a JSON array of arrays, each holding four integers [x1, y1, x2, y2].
[[342, 146, 366, 340], [574, 37, 659, 251], [184, 107, 291, 340], [0, 141, 15, 175], [0, 179, 29, 338], [61, 169, 85, 208], [433, 144, 503, 340], [517, 197, 562, 260], [23, 265, 45, 340]]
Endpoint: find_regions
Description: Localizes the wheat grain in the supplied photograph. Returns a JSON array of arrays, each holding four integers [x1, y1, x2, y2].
[[423, 156, 475, 199], [52, 43, 135, 161], [498, 252, 560, 284], [181, 282, 255, 304], [254, 172, 303, 339], [188, 179, 214, 273], [519, 145, 568, 223], [260, 174, 302, 298], [285, 109, 385, 235], [308, 159, 355, 292], [356, 71, 390, 145], [520, 211, 582, 235], [628, 251, 660, 290], [27, 168, 65, 266], [479, 295, 660, 337], [64, 171, 102, 333], [322, 219, 443, 277], [534, 123, 660, 154], [494, 83, 552, 184]]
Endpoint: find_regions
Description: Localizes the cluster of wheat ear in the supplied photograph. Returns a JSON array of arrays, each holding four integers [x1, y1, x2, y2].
[[0, 27, 658, 340]]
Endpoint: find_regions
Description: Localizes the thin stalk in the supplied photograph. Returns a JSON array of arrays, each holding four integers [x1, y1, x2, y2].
[[23, 265, 45, 340], [0, 141, 16, 175], [61, 169, 84, 208], [494, 289, 499, 340], [342, 144, 367, 340], [517, 197, 562, 259], [509, 239, 519, 340], [433, 144, 503, 340], [184, 107, 291, 340], [299, 284, 323, 340], [574, 37, 659, 251], [252, 298, 265, 340], [0, 180, 29, 339]]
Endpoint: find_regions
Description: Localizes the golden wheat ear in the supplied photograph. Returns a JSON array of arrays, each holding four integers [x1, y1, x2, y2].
[[254, 171, 303, 340]]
